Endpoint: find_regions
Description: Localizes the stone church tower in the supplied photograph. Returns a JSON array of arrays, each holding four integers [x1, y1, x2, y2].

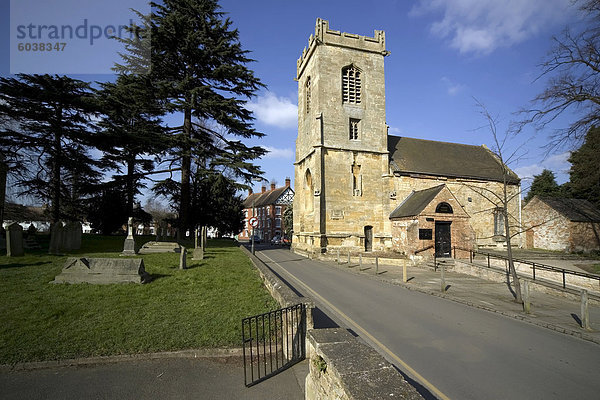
[[293, 19, 393, 253], [293, 19, 522, 257]]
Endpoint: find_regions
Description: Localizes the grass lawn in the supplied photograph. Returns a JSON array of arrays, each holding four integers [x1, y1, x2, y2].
[[0, 235, 278, 364]]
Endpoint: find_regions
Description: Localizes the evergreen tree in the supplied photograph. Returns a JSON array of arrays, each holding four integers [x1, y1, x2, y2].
[[568, 126, 600, 208], [0, 74, 100, 222], [115, 0, 266, 237], [95, 74, 167, 216], [524, 169, 562, 203]]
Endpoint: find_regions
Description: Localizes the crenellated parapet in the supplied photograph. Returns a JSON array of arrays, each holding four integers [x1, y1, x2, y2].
[[296, 18, 389, 79]]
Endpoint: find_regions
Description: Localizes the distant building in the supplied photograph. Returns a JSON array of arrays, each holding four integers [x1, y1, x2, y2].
[[239, 179, 294, 242], [2, 203, 51, 232], [523, 196, 600, 253]]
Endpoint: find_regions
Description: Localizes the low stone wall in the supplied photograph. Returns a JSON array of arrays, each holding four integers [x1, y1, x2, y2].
[[470, 256, 600, 293], [452, 259, 600, 304], [294, 248, 418, 267], [240, 245, 314, 329], [305, 328, 423, 400]]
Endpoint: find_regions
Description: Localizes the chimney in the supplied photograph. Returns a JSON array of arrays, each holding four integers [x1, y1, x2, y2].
[[271, 181, 276, 191], [261, 185, 266, 193], [248, 188, 253, 196], [285, 177, 290, 187]]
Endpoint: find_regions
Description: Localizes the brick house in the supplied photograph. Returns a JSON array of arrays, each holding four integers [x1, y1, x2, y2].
[[523, 196, 600, 253], [239, 179, 294, 243]]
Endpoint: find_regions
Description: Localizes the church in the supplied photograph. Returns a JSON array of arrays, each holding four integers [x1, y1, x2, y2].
[[292, 19, 522, 258]]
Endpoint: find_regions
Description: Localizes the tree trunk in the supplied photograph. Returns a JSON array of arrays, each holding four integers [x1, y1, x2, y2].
[[179, 106, 192, 240], [504, 197, 523, 304]]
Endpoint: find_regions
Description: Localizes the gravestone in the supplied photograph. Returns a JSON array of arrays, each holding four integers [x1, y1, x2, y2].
[[193, 227, 204, 260], [63, 221, 82, 251], [122, 217, 136, 255], [6, 222, 24, 257], [180, 246, 187, 270], [138, 241, 181, 254], [53, 257, 150, 284], [48, 221, 64, 255]]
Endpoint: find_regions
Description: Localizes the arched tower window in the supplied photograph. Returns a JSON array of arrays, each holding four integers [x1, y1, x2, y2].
[[342, 65, 361, 104], [305, 77, 311, 113], [435, 202, 453, 214]]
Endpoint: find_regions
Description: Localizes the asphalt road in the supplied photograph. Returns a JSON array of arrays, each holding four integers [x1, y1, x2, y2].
[[257, 247, 600, 400]]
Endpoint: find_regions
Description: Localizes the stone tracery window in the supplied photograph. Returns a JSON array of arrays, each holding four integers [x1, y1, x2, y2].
[[342, 65, 361, 104]]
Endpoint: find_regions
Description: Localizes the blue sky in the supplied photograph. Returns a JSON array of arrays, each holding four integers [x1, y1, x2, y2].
[[1, 0, 587, 201]]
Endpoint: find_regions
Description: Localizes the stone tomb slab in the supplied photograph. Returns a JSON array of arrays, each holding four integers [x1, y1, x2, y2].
[[138, 241, 181, 254], [53, 257, 151, 284]]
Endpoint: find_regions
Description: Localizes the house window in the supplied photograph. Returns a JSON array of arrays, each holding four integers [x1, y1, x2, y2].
[[352, 163, 362, 196], [494, 208, 505, 236], [349, 118, 360, 140], [306, 77, 311, 113], [435, 202, 453, 214], [275, 206, 282, 216], [276, 218, 281, 228], [419, 229, 433, 240], [342, 65, 361, 104]]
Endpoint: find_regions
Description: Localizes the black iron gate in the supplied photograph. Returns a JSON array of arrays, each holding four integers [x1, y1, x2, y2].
[[242, 303, 306, 387]]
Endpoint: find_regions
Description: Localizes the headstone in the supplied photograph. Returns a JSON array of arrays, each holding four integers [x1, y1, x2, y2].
[[122, 217, 136, 255], [48, 221, 64, 255], [63, 221, 82, 251], [180, 246, 187, 270], [194, 227, 199, 249], [6, 222, 24, 257], [193, 227, 204, 260], [201, 226, 206, 251], [53, 257, 150, 284], [138, 241, 181, 254]]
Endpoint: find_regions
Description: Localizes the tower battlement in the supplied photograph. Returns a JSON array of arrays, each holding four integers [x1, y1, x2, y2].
[[296, 18, 389, 79]]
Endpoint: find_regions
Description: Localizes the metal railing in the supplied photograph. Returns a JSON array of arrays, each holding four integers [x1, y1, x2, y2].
[[452, 246, 600, 289], [242, 303, 306, 387]]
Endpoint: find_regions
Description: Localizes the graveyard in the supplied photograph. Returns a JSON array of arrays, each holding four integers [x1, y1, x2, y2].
[[0, 233, 278, 364]]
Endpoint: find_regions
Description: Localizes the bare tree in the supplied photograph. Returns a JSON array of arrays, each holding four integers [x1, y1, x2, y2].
[[471, 100, 525, 304], [517, 0, 600, 150]]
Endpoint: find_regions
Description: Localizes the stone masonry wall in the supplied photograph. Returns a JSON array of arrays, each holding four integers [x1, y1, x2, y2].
[[523, 197, 572, 251], [305, 328, 423, 400]]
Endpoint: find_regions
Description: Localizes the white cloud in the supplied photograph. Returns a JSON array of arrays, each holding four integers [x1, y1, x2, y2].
[[246, 92, 297, 128], [514, 152, 571, 181], [261, 146, 294, 159], [441, 76, 465, 95], [389, 126, 403, 135], [410, 0, 572, 55]]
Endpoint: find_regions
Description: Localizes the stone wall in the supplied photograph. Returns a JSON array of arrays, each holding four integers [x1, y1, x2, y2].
[[523, 197, 600, 252], [569, 221, 600, 252], [305, 328, 423, 400], [523, 197, 570, 251]]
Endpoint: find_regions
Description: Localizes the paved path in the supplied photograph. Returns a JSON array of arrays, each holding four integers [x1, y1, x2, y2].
[[257, 247, 600, 400], [0, 356, 306, 400]]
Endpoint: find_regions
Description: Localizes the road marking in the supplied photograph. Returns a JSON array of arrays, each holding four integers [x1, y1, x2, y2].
[[259, 251, 452, 400]]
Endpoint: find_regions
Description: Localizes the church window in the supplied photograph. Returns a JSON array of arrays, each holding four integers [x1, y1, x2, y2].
[[352, 163, 362, 196], [306, 77, 311, 113], [494, 208, 505, 236], [349, 118, 360, 140], [342, 65, 361, 104], [435, 202, 453, 214]]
